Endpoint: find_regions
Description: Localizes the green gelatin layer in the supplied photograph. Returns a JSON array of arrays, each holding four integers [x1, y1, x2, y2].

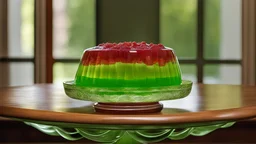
[[75, 77, 181, 87], [75, 62, 182, 87]]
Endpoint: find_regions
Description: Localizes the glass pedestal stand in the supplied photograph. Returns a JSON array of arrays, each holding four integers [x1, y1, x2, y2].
[[22, 118, 235, 144]]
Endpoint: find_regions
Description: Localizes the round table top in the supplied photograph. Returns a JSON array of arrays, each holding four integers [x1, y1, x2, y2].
[[0, 83, 256, 126]]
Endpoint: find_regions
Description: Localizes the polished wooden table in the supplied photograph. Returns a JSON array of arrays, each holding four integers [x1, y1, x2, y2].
[[0, 83, 256, 143]]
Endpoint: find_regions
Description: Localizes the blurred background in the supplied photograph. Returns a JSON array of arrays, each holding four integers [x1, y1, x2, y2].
[[0, 0, 255, 87], [0, 1, 256, 143]]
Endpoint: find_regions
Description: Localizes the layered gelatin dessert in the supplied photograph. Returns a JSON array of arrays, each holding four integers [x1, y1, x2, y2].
[[75, 42, 182, 87], [64, 42, 192, 103]]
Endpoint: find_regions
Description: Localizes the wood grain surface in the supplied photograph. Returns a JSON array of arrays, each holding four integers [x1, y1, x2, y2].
[[0, 83, 256, 125]]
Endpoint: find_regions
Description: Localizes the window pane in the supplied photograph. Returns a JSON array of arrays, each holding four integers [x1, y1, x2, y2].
[[180, 64, 197, 83], [0, 62, 34, 87], [53, 63, 79, 84], [6, 0, 34, 58], [160, 0, 197, 59], [53, 0, 95, 58], [204, 64, 241, 84], [204, 0, 241, 60]]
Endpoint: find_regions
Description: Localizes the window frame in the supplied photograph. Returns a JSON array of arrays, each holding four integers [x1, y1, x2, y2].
[[0, 0, 255, 86], [0, 0, 9, 87], [242, 0, 256, 85]]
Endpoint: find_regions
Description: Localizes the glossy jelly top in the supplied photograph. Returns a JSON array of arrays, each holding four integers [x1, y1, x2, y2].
[[75, 42, 182, 87], [81, 42, 176, 66]]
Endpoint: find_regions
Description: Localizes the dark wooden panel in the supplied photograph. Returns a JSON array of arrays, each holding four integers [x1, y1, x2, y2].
[[96, 0, 159, 44]]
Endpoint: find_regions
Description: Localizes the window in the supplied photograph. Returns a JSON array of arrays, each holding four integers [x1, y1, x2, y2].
[[52, 0, 95, 84], [0, 0, 34, 87], [0, 0, 255, 87], [160, 0, 242, 84]]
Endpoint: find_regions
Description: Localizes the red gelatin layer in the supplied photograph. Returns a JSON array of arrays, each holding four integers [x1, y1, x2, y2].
[[81, 42, 177, 66]]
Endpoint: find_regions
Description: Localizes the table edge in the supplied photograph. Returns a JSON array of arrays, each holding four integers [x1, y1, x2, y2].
[[1, 106, 256, 125]]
